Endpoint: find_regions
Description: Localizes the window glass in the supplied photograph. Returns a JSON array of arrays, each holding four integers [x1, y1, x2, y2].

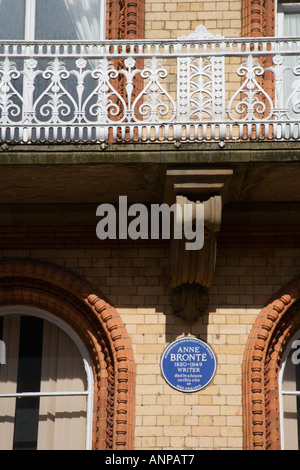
[[0, 0, 103, 40], [284, 12, 300, 36], [35, 0, 80, 40], [63, 0, 103, 40], [0, 0, 26, 40], [36, 0, 102, 41]]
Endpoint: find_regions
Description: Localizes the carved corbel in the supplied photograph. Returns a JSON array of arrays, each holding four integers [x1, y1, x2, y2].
[[166, 169, 233, 322]]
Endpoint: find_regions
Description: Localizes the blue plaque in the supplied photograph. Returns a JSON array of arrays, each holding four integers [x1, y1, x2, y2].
[[161, 337, 216, 392]]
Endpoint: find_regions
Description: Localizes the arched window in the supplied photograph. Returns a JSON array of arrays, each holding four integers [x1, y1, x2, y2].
[[243, 275, 300, 450], [279, 330, 300, 450], [0, 306, 94, 450], [0, 259, 135, 450]]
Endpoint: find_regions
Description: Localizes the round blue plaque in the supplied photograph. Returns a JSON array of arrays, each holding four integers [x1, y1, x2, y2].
[[161, 337, 216, 392]]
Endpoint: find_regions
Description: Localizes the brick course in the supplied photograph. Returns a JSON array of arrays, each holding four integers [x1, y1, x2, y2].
[[145, 0, 242, 39]]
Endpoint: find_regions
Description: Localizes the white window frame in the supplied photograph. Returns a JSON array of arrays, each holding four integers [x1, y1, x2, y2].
[[25, 0, 36, 41], [278, 329, 300, 450], [0, 305, 94, 450]]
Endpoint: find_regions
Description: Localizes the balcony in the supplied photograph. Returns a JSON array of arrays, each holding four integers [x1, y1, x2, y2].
[[1, 25, 300, 146]]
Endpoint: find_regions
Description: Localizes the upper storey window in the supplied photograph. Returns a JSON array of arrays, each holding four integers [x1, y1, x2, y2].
[[276, 1, 300, 111], [277, 0, 300, 36], [0, 0, 106, 41]]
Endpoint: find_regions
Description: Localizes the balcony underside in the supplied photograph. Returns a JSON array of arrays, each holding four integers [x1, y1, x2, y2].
[[1, 28, 300, 233], [0, 141, 299, 229]]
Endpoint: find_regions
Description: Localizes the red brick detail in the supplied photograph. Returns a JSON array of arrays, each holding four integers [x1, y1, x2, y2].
[[243, 275, 300, 450], [241, 0, 275, 114], [0, 258, 135, 450], [242, 0, 275, 37], [105, 0, 145, 140], [106, 0, 145, 39]]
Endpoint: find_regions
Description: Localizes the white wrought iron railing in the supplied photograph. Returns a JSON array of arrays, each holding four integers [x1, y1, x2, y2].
[[1, 25, 300, 145]]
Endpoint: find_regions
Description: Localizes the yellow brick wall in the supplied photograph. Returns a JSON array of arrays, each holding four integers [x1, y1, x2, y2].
[[142, 0, 243, 139], [144, 0, 242, 40], [6, 245, 300, 450]]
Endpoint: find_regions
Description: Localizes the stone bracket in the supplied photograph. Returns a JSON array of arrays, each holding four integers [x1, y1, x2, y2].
[[166, 168, 233, 321]]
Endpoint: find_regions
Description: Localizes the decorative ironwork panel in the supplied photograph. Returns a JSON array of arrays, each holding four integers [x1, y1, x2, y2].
[[177, 26, 225, 123], [0, 25, 300, 144], [177, 56, 225, 122], [227, 55, 274, 121]]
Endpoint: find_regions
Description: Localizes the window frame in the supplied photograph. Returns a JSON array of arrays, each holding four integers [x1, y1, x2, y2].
[[0, 305, 94, 450]]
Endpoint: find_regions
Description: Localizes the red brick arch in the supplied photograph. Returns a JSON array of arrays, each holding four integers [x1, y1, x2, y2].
[[243, 275, 300, 450], [0, 258, 135, 450]]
